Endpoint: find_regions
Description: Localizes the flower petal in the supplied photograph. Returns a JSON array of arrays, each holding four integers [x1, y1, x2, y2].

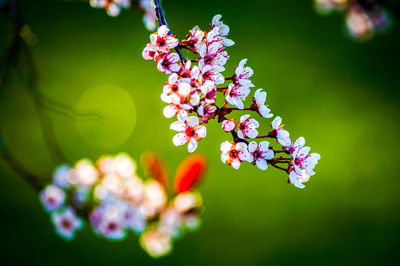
[[163, 104, 177, 118], [170, 121, 185, 132], [220, 141, 233, 152], [173, 133, 187, 146], [256, 159, 268, 170], [248, 141, 258, 153], [271, 116, 281, 129], [195, 125, 207, 138], [187, 116, 199, 127], [187, 138, 198, 153]]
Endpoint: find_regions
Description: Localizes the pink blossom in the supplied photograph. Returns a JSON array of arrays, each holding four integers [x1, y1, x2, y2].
[[287, 137, 321, 188], [150, 25, 179, 53], [142, 43, 158, 61], [157, 53, 180, 74], [200, 80, 216, 104], [237, 114, 259, 139], [248, 141, 274, 170], [170, 113, 207, 153], [40, 185, 66, 212], [234, 59, 255, 87], [197, 102, 217, 123], [198, 41, 229, 69], [161, 74, 191, 104], [253, 89, 273, 118], [224, 83, 250, 109], [220, 141, 252, 169], [222, 119, 236, 132], [270, 116, 291, 146], [211, 14, 234, 47], [199, 63, 225, 85], [52, 207, 83, 240]]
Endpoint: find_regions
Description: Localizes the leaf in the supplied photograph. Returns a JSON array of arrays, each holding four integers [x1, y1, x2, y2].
[[141, 152, 169, 190], [174, 155, 207, 193]]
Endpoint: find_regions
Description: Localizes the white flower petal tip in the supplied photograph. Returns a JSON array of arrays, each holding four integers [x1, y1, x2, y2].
[[222, 119, 236, 132]]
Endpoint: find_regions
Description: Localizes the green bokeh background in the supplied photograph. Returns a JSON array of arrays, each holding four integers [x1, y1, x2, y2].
[[1, 0, 399, 265]]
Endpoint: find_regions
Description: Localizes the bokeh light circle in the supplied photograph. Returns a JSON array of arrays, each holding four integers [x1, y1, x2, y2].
[[75, 84, 136, 149]]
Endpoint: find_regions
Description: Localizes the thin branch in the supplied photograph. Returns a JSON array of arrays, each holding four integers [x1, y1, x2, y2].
[[269, 162, 289, 173], [153, 0, 186, 62]]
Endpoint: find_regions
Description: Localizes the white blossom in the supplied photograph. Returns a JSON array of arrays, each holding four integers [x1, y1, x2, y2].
[[237, 114, 259, 139], [220, 141, 252, 169], [224, 83, 250, 109], [52, 207, 83, 240], [234, 59, 254, 87], [170, 113, 207, 153], [248, 141, 274, 170], [157, 53, 180, 74], [40, 185, 66, 212], [253, 89, 273, 118], [222, 119, 236, 132], [271, 116, 291, 146], [150, 25, 179, 53]]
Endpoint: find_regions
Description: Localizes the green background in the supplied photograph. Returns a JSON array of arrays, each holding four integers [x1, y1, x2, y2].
[[1, 0, 399, 265]]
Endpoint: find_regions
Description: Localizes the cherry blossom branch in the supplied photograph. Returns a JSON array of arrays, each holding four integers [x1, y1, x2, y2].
[[142, 12, 321, 187]]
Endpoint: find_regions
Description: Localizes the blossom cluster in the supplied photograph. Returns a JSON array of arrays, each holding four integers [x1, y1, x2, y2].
[[39, 153, 206, 257], [90, 0, 131, 17], [142, 15, 320, 188], [314, 0, 392, 41], [89, 0, 157, 30]]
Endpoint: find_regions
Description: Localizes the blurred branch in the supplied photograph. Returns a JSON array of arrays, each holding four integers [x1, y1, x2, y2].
[[0, 133, 43, 191], [0, 1, 69, 164], [1, 1, 103, 170]]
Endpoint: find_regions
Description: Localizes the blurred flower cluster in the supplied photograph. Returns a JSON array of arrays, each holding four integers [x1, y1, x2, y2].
[[139, 0, 157, 31], [90, 0, 131, 17], [314, 0, 392, 41], [40, 153, 206, 257], [142, 14, 320, 188], [89, 0, 157, 30]]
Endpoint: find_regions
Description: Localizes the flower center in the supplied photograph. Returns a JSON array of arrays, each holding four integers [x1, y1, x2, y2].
[[253, 150, 262, 159], [171, 85, 178, 92], [48, 197, 55, 204], [108, 222, 118, 231], [162, 59, 170, 68], [229, 149, 238, 158], [295, 157, 303, 166], [186, 127, 195, 137], [204, 56, 213, 65], [61, 219, 72, 229], [157, 37, 166, 46], [288, 146, 295, 154]]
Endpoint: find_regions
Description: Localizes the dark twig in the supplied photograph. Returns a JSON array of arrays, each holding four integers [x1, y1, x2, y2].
[[153, 0, 186, 63], [0, 133, 43, 191]]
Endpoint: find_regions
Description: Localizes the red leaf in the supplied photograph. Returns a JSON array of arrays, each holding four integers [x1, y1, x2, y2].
[[174, 155, 207, 193], [141, 152, 169, 190]]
